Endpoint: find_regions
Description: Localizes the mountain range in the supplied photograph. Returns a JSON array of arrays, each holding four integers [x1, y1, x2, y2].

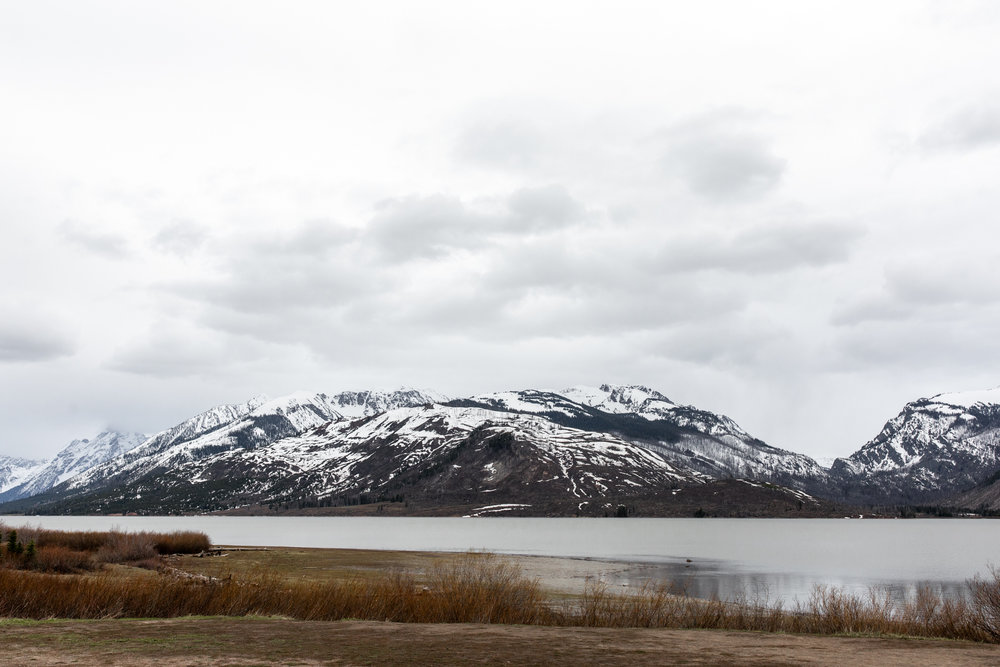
[[2, 384, 1000, 517]]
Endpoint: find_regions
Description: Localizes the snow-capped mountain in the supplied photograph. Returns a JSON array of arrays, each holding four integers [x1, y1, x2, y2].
[[830, 388, 1000, 503], [0, 455, 46, 495], [66, 388, 446, 494], [0, 431, 146, 502], [0, 384, 837, 516], [10, 382, 1000, 515], [464, 385, 830, 492], [108, 402, 712, 515]]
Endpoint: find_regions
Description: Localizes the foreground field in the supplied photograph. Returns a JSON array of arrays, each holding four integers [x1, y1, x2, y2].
[[3, 527, 1000, 663], [2, 617, 999, 666]]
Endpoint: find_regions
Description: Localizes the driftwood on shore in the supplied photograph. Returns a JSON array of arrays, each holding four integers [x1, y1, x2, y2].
[[195, 547, 271, 557]]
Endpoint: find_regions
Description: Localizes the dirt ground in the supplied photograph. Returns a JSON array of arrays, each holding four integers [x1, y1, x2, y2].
[[2, 617, 999, 666]]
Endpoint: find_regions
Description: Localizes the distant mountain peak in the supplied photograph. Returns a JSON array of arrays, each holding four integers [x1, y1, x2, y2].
[[251, 391, 331, 415], [832, 386, 1000, 503], [561, 384, 677, 414], [0, 429, 147, 502]]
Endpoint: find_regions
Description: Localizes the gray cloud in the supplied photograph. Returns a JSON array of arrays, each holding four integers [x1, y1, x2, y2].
[[252, 219, 360, 258], [455, 120, 543, 169], [480, 241, 614, 293], [833, 260, 1000, 326], [152, 221, 209, 255], [399, 243, 747, 340], [659, 111, 786, 201], [642, 320, 797, 369], [58, 220, 129, 258], [919, 101, 1000, 152], [884, 263, 1000, 306], [657, 221, 865, 274], [171, 220, 373, 316], [367, 195, 493, 260], [832, 317, 1000, 371], [402, 284, 744, 340], [830, 297, 913, 327], [367, 187, 588, 261], [0, 320, 74, 362], [107, 332, 227, 378], [507, 184, 586, 231]]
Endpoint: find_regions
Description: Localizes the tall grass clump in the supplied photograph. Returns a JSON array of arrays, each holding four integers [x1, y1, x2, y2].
[[95, 532, 158, 564], [422, 553, 550, 624], [150, 530, 210, 555]]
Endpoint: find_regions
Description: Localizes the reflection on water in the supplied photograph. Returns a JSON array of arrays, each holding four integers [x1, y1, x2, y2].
[[601, 558, 974, 604], [11, 516, 999, 603]]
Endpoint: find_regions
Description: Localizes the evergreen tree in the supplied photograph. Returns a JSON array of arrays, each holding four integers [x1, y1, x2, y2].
[[6, 529, 21, 555]]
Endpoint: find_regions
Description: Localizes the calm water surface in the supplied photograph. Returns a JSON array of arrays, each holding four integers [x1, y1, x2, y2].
[[12, 516, 999, 602]]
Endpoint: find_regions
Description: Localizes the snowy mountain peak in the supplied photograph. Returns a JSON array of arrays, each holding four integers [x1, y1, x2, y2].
[[0, 430, 146, 502], [562, 384, 676, 414], [58, 430, 146, 457], [928, 387, 1000, 410], [251, 392, 334, 417], [0, 456, 46, 494], [831, 386, 1000, 502], [49, 430, 147, 482], [327, 388, 448, 419]]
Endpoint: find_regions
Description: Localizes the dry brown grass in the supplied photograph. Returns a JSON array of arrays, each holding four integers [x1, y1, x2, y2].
[[29, 546, 97, 574], [1, 548, 1000, 644], [149, 530, 210, 555], [0, 553, 550, 624], [569, 579, 996, 641]]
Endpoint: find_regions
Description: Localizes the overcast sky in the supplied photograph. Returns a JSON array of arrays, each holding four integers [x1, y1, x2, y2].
[[2, 1, 1000, 461]]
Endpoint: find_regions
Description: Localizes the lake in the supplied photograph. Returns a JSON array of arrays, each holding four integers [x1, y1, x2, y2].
[[9, 516, 998, 602]]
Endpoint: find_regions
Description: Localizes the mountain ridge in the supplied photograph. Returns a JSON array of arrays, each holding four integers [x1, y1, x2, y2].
[[4, 383, 1000, 516]]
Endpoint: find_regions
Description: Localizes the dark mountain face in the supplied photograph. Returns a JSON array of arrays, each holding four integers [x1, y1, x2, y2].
[[457, 387, 831, 494]]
